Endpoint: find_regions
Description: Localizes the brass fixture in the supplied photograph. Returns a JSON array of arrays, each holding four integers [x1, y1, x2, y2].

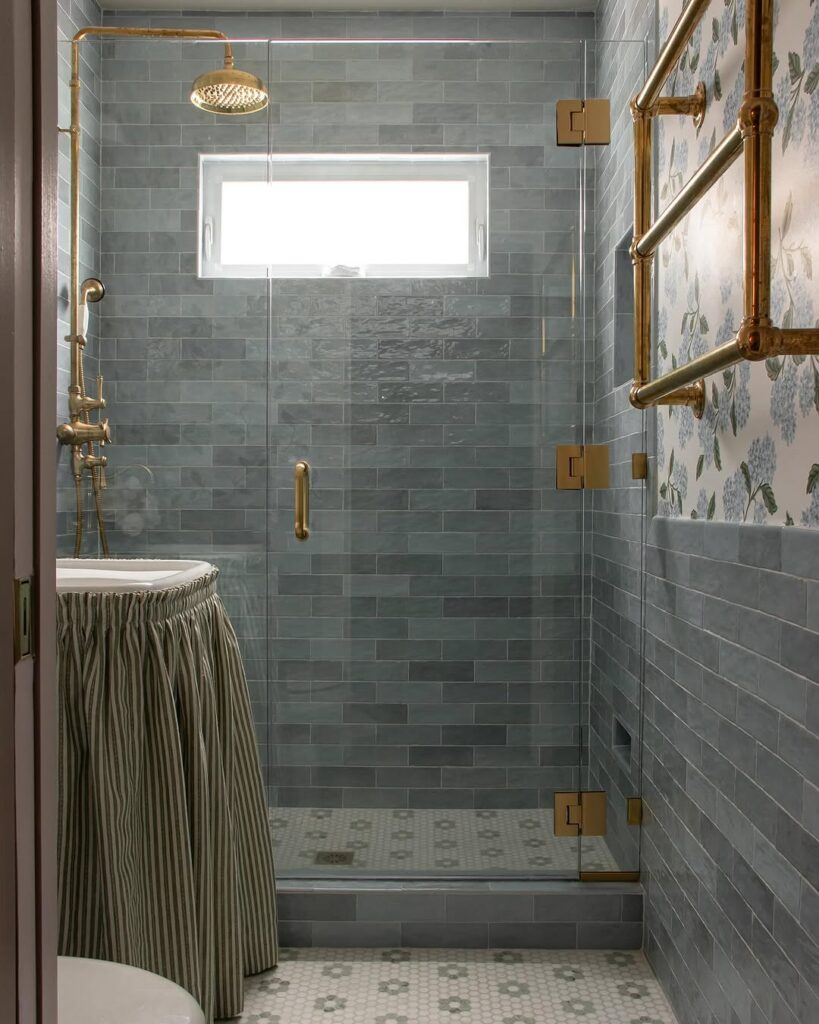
[[631, 452, 648, 480], [294, 460, 310, 541], [58, 27, 270, 557], [629, 0, 819, 417], [81, 277, 105, 306], [556, 99, 611, 146], [554, 791, 607, 837], [191, 53, 268, 116], [555, 444, 610, 490], [626, 797, 643, 826]]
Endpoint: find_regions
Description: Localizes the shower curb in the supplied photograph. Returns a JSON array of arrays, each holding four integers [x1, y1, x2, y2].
[[275, 879, 643, 949]]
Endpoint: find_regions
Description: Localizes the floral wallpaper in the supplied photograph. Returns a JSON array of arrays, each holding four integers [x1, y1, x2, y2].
[[655, 0, 819, 525]]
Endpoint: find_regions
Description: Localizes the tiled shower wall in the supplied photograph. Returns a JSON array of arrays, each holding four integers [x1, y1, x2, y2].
[[57, 0, 102, 554], [96, 10, 597, 813], [586, 25, 649, 875], [594, 0, 819, 1022]]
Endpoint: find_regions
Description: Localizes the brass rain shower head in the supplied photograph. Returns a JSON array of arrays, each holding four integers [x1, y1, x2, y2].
[[190, 50, 268, 116]]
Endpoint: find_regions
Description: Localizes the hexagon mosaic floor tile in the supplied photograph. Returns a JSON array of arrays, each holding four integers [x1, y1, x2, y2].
[[235, 948, 678, 1024], [270, 808, 620, 874]]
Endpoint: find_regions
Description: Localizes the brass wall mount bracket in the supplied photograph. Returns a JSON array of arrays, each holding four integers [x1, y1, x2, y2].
[[629, 0, 819, 417]]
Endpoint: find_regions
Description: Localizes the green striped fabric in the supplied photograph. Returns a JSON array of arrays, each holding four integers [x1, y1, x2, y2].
[[57, 568, 278, 1022]]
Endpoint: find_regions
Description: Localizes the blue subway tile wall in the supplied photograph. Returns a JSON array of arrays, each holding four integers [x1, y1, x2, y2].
[[641, 518, 819, 1024], [594, 1, 819, 1021], [94, 10, 597, 816], [57, 0, 103, 554], [96, 30, 272, 765], [585, 9, 654, 877]]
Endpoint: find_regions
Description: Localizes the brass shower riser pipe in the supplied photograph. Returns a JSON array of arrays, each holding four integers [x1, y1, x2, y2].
[[64, 26, 236, 557], [629, 0, 819, 418]]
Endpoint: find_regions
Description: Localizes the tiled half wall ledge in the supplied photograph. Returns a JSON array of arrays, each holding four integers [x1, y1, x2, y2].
[[276, 880, 643, 949]]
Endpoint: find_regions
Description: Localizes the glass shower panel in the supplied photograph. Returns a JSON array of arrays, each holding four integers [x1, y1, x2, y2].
[[266, 38, 590, 878], [580, 38, 648, 877], [83, 36, 272, 769]]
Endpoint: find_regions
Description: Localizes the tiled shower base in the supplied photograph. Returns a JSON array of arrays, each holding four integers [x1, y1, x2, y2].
[[270, 807, 620, 876], [235, 948, 678, 1024]]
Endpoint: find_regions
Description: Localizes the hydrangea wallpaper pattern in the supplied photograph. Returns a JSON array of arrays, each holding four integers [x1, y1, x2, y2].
[[655, 0, 819, 525]]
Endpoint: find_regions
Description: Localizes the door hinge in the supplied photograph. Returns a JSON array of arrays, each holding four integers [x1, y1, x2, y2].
[[554, 791, 607, 837], [556, 444, 610, 490], [631, 452, 648, 480], [556, 98, 611, 146], [627, 797, 643, 826], [14, 576, 34, 663]]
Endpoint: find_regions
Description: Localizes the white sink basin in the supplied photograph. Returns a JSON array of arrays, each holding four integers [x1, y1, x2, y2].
[[56, 558, 214, 594]]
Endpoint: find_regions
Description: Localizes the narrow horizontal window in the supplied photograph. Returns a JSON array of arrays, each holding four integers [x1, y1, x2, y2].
[[198, 153, 489, 279]]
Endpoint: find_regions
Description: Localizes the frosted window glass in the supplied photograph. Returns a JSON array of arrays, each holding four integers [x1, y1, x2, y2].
[[199, 154, 489, 279]]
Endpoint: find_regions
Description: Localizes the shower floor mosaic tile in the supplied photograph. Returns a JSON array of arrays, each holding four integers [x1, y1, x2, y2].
[[270, 808, 619, 875], [236, 948, 678, 1024]]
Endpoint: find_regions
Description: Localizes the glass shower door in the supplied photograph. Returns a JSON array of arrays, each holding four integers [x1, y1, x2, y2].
[[266, 37, 592, 879], [578, 37, 649, 879]]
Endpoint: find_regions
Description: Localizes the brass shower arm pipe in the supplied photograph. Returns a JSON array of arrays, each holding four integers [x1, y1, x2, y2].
[[68, 26, 232, 341], [71, 26, 232, 78]]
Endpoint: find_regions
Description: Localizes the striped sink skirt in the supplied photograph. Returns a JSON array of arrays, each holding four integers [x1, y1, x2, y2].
[[57, 567, 278, 1022]]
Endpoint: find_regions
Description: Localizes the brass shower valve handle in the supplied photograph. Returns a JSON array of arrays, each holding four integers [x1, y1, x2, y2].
[[57, 418, 111, 447], [84, 453, 108, 490], [68, 381, 106, 417], [70, 447, 108, 484]]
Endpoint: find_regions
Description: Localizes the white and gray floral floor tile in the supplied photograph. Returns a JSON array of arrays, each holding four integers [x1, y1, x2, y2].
[[236, 948, 678, 1024], [270, 808, 619, 874]]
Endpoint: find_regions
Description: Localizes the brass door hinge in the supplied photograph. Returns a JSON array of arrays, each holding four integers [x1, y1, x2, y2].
[[14, 576, 34, 662], [554, 791, 607, 837], [627, 797, 643, 826], [556, 444, 610, 490], [556, 98, 611, 146], [631, 452, 648, 480]]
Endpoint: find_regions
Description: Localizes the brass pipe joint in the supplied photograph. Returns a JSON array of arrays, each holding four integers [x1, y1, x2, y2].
[[57, 419, 111, 447], [629, 379, 706, 417], [736, 318, 779, 359], [630, 82, 706, 127], [630, 96, 649, 121], [736, 319, 819, 359], [737, 94, 779, 137], [629, 237, 653, 266]]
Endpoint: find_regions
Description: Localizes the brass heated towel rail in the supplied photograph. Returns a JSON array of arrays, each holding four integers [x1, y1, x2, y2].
[[630, 0, 819, 418]]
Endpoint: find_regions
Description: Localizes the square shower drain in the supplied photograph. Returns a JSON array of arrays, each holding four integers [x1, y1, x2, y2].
[[314, 850, 355, 866]]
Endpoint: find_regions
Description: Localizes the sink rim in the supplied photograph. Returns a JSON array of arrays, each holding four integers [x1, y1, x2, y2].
[[56, 557, 215, 594]]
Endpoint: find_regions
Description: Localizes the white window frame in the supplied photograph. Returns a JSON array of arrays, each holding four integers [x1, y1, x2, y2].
[[198, 152, 490, 280]]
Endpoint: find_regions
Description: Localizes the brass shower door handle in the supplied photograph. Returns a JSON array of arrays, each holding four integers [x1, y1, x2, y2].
[[294, 460, 310, 541]]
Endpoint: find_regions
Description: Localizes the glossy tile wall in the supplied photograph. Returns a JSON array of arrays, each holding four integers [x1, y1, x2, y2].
[[57, 0, 103, 554], [586, 25, 649, 876], [593, 1, 819, 1022], [95, 9, 597, 814]]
